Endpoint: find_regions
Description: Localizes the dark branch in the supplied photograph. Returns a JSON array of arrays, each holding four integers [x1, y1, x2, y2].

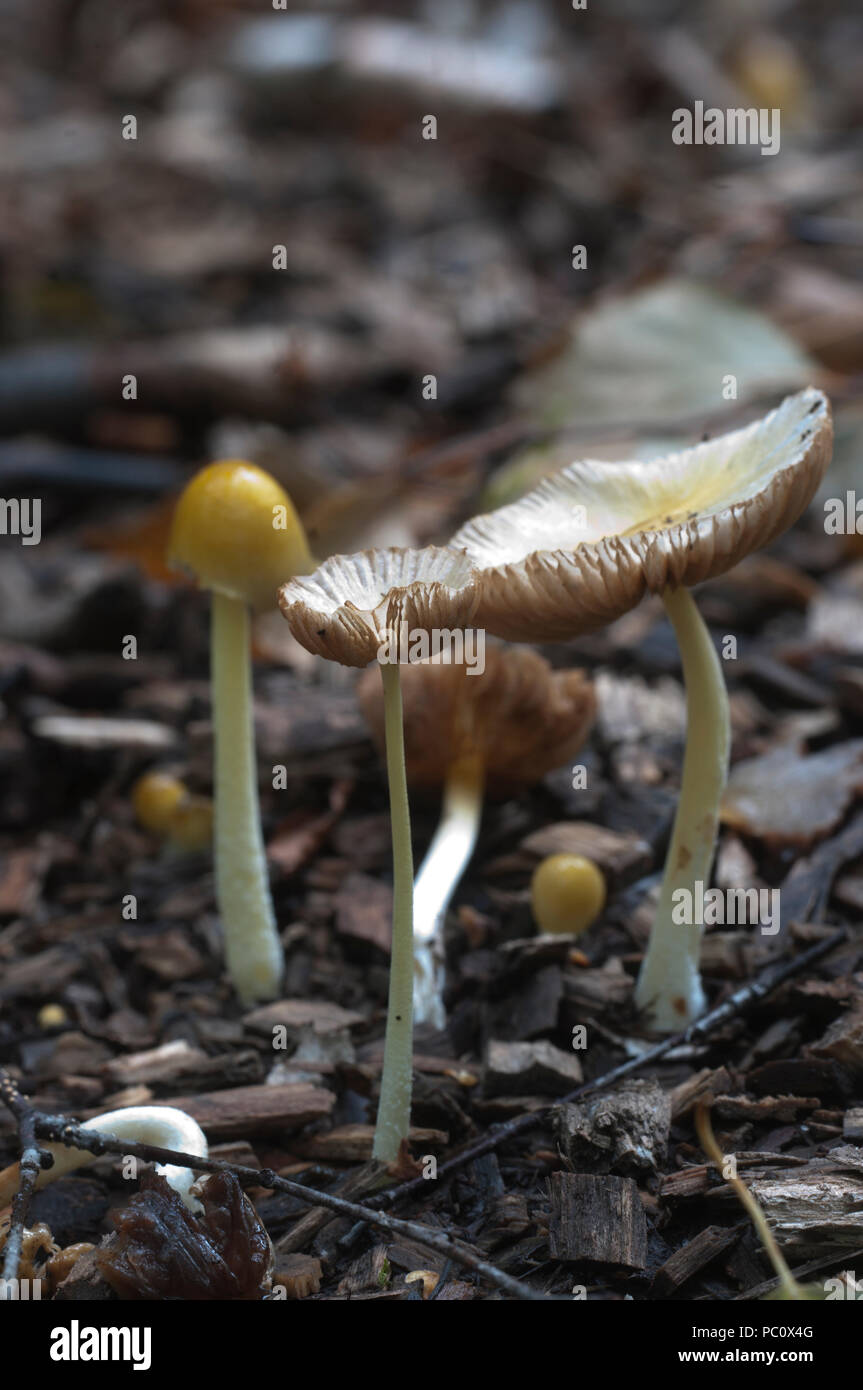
[[27, 1114, 546, 1301], [0, 1072, 53, 1284]]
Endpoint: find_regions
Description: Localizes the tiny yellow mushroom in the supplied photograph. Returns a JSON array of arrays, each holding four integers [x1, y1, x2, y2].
[[530, 853, 606, 936], [132, 771, 214, 853], [37, 1004, 68, 1029], [169, 460, 312, 1004], [132, 771, 187, 835]]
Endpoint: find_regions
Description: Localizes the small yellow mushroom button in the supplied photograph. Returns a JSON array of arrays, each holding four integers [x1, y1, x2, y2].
[[37, 1004, 68, 1029], [132, 772, 213, 852], [530, 853, 606, 936], [168, 459, 312, 613], [132, 772, 187, 835]]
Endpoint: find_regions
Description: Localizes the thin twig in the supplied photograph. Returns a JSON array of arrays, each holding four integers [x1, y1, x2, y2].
[[0, 1073, 52, 1283], [734, 1246, 863, 1302], [428, 1257, 455, 1299], [23, 1114, 546, 1301]]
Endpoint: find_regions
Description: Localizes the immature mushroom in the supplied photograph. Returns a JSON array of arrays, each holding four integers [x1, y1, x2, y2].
[[132, 770, 213, 852], [168, 460, 312, 1005], [0, 1106, 208, 1212], [279, 546, 480, 1162], [453, 388, 833, 1030], [132, 770, 186, 833], [531, 853, 606, 936], [357, 645, 595, 1027]]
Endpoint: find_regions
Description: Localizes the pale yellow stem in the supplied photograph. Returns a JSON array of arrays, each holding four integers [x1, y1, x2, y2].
[[372, 661, 416, 1163], [211, 591, 283, 1005], [634, 585, 730, 1030]]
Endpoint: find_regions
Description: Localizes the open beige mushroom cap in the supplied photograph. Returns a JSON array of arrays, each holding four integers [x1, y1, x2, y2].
[[357, 644, 596, 794], [278, 545, 480, 667], [452, 388, 832, 641]]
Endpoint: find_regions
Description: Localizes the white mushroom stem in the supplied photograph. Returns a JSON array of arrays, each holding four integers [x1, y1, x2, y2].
[[211, 591, 283, 1005], [372, 661, 416, 1163], [0, 1107, 208, 1212], [634, 585, 731, 1031], [413, 752, 485, 1029]]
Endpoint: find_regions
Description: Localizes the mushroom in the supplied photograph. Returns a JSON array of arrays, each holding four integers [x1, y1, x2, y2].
[[168, 460, 312, 1005], [0, 1106, 208, 1212], [531, 852, 606, 937], [452, 388, 833, 1030], [279, 546, 480, 1162], [132, 770, 186, 834], [357, 644, 595, 1027], [132, 770, 213, 852]]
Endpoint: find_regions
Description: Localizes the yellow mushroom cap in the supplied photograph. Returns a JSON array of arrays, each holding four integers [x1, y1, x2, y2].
[[132, 771, 187, 835], [453, 388, 832, 641], [168, 460, 313, 612], [531, 853, 606, 936], [38, 1003, 68, 1029]]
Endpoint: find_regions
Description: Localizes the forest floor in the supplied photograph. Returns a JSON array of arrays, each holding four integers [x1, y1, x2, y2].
[[0, 0, 862, 1301]]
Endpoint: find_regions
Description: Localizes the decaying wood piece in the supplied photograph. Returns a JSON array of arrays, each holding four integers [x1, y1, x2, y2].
[[743, 1160, 863, 1256], [554, 1079, 670, 1174], [296, 1124, 447, 1162], [101, 1040, 209, 1087], [143, 1084, 334, 1139], [652, 1223, 745, 1297], [484, 1040, 583, 1097], [548, 1172, 647, 1269], [712, 1093, 821, 1123], [808, 998, 863, 1076], [662, 1153, 811, 1203], [660, 1165, 712, 1201], [102, 1041, 263, 1093], [0, 847, 43, 917], [337, 1243, 392, 1296], [490, 966, 564, 1040], [244, 999, 365, 1036], [562, 957, 632, 1010], [0, 945, 84, 1001], [670, 1067, 734, 1120]]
